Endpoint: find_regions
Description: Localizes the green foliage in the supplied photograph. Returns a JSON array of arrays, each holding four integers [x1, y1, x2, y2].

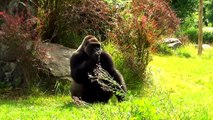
[[180, 12, 198, 29], [204, 30, 213, 43], [154, 43, 173, 56], [54, 80, 70, 95], [37, 0, 63, 42], [170, 0, 198, 21], [57, 32, 83, 49], [182, 27, 213, 43], [103, 0, 130, 9], [0, 81, 11, 89], [205, 0, 213, 25], [176, 50, 191, 58], [103, 43, 143, 90], [184, 27, 198, 43]]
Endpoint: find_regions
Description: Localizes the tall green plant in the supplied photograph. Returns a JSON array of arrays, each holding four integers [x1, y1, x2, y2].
[[56, 0, 115, 47], [37, 0, 62, 42]]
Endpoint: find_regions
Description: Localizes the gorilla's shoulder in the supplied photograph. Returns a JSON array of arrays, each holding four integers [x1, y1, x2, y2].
[[70, 51, 85, 62], [100, 51, 114, 65], [71, 51, 84, 58], [101, 51, 112, 58]]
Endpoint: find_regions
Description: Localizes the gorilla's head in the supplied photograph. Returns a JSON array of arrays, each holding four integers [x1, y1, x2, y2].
[[79, 35, 102, 56]]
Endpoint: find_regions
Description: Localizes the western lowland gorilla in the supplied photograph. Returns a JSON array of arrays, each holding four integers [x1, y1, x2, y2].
[[70, 35, 127, 103]]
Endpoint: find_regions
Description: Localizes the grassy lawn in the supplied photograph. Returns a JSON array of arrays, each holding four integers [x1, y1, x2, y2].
[[149, 44, 213, 119], [0, 44, 213, 120], [150, 56, 213, 106]]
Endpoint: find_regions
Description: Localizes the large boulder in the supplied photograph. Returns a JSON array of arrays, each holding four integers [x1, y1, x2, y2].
[[39, 43, 75, 82], [0, 42, 76, 89]]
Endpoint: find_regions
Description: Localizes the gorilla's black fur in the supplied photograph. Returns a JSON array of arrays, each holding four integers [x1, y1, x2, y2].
[[70, 35, 127, 103]]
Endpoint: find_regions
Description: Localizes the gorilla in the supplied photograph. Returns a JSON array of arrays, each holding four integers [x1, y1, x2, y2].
[[70, 35, 127, 103]]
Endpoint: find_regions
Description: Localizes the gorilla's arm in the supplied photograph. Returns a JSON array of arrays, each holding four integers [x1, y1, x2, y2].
[[100, 52, 127, 101], [70, 52, 97, 84]]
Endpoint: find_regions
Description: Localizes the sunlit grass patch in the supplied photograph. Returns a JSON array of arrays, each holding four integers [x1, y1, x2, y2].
[[149, 44, 213, 119], [175, 43, 213, 59]]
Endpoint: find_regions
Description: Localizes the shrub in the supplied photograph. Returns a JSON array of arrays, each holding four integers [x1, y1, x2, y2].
[[109, 0, 180, 82], [183, 27, 213, 43], [37, 0, 62, 43], [154, 43, 173, 56], [184, 27, 198, 43], [103, 43, 143, 90], [176, 49, 192, 58], [55, 0, 116, 47], [203, 28, 213, 43]]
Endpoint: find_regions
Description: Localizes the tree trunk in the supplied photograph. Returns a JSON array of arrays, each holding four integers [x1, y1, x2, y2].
[[198, 0, 203, 55]]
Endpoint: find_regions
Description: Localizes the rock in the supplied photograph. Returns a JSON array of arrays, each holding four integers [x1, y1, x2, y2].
[[163, 38, 182, 49], [39, 43, 75, 82], [202, 44, 212, 49], [194, 44, 212, 50], [0, 43, 17, 62], [0, 42, 76, 89], [0, 61, 18, 87]]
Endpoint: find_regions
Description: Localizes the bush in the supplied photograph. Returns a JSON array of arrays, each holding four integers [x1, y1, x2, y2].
[[109, 0, 180, 82], [183, 27, 213, 43], [203, 28, 213, 43], [103, 43, 144, 90], [0, 6, 45, 90], [154, 43, 173, 56], [55, 0, 116, 47], [184, 27, 198, 43]]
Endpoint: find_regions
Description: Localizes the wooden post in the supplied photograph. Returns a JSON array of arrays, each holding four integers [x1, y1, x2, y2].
[[198, 0, 203, 55]]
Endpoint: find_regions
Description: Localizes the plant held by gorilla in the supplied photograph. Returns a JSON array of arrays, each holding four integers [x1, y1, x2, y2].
[[88, 64, 126, 98], [109, 0, 180, 82]]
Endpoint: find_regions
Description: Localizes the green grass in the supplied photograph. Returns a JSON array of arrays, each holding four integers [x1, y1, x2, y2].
[[149, 44, 213, 119], [0, 44, 213, 120]]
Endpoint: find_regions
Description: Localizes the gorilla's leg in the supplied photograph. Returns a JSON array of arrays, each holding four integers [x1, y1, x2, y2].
[[71, 81, 85, 98]]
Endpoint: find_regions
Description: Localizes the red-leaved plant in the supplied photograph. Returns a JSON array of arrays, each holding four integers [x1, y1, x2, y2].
[[0, 5, 45, 89], [109, 0, 180, 81]]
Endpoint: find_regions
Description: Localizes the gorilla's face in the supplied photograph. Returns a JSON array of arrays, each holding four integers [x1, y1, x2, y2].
[[85, 42, 102, 56]]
